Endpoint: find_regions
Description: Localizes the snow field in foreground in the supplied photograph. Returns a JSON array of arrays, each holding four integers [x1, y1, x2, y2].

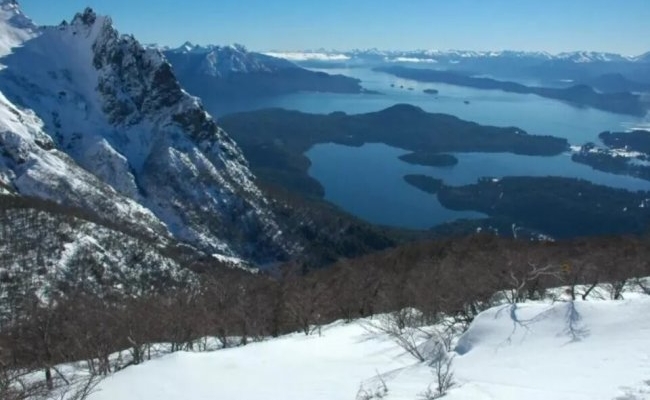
[[85, 296, 650, 400]]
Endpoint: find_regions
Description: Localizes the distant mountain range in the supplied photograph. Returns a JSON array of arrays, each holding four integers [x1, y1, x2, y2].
[[267, 49, 650, 89], [152, 42, 367, 104], [266, 48, 650, 64]]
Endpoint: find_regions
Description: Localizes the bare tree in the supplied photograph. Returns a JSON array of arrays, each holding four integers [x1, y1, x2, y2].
[[282, 266, 328, 336], [504, 262, 561, 304], [428, 342, 455, 398], [416, 341, 456, 399], [364, 310, 432, 362]]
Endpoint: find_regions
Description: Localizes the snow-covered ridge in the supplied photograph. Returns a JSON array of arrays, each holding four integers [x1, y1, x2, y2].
[[165, 41, 251, 55], [163, 42, 297, 78], [0, 5, 292, 262], [263, 51, 351, 62]]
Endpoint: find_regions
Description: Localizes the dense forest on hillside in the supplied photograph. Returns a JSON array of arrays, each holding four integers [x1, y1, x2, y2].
[[436, 177, 650, 237]]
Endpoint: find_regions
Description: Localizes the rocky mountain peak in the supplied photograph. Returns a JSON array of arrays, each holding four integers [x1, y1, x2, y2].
[[1, 0, 18, 9], [71, 7, 98, 26], [0, 7, 295, 262], [0, 0, 34, 28]]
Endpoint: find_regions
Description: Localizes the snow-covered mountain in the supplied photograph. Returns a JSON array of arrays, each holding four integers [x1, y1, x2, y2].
[[164, 42, 296, 77], [161, 42, 365, 106], [0, 2, 293, 263], [275, 47, 650, 89], [271, 48, 646, 64]]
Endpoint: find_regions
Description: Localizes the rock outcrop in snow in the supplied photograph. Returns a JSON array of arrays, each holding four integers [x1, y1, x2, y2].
[[0, 4, 293, 262], [0, 0, 37, 56]]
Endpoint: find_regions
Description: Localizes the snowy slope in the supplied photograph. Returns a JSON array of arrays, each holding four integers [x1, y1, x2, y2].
[[88, 321, 412, 400], [0, 4, 291, 262], [0, 0, 37, 58], [86, 297, 650, 400], [0, 90, 168, 237], [449, 300, 650, 400]]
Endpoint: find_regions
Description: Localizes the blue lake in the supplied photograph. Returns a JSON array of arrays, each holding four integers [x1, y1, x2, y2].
[[207, 67, 650, 229], [306, 143, 650, 229], [212, 68, 649, 145]]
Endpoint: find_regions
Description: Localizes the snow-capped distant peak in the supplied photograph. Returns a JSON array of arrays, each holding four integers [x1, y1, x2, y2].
[[275, 48, 650, 64], [163, 44, 297, 77], [166, 42, 209, 54], [634, 51, 650, 62], [555, 51, 621, 63], [1, 0, 19, 10], [175, 40, 202, 53], [168, 42, 250, 55], [263, 51, 350, 62]]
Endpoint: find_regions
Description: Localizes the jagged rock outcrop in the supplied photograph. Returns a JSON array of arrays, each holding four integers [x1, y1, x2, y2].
[[0, 4, 294, 263]]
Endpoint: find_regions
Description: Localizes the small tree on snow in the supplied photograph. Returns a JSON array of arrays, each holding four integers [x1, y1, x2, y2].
[[363, 310, 431, 362], [428, 341, 455, 398]]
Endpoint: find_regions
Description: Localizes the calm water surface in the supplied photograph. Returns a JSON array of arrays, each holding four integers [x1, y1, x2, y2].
[[209, 67, 650, 228], [212, 67, 649, 145], [306, 143, 650, 229]]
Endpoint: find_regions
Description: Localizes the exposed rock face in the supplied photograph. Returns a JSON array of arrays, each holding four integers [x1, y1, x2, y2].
[[0, 5, 294, 262]]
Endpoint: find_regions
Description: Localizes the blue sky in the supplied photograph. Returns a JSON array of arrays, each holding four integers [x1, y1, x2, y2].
[[20, 0, 650, 55]]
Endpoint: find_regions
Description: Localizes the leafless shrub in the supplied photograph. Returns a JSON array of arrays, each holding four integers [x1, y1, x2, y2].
[[363, 310, 432, 362], [606, 280, 627, 300], [633, 277, 650, 295], [355, 371, 389, 400], [428, 342, 455, 398], [0, 364, 100, 400], [417, 342, 456, 399], [417, 385, 437, 400]]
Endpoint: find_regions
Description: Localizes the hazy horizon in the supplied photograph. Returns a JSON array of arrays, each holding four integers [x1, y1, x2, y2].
[[19, 0, 650, 55]]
